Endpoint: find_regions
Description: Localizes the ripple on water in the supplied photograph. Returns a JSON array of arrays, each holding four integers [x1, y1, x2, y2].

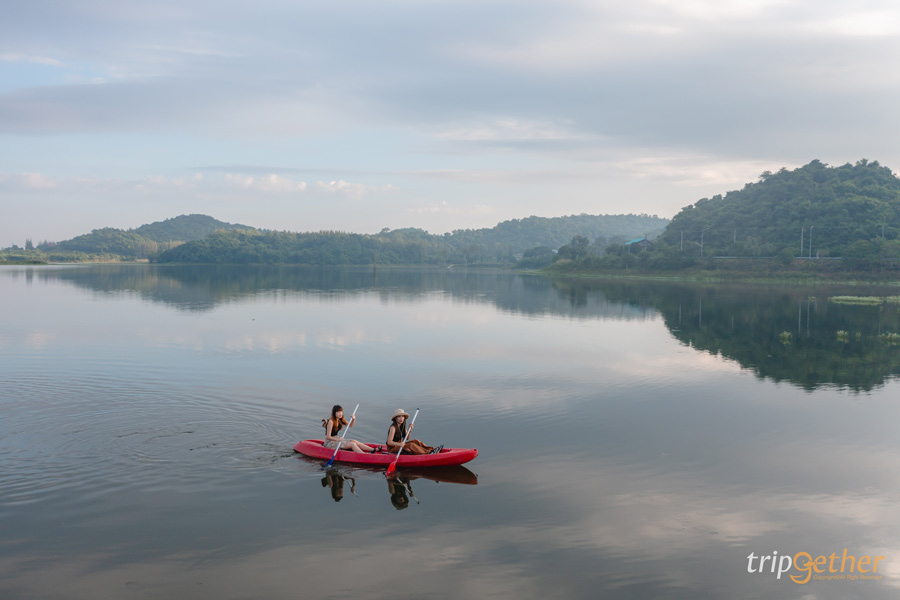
[[0, 368, 306, 510]]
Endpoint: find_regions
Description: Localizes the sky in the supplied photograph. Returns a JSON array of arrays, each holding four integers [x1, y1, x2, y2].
[[2, 0, 900, 248]]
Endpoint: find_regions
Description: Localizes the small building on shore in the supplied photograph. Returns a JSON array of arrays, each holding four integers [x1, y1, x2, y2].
[[625, 238, 654, 251]]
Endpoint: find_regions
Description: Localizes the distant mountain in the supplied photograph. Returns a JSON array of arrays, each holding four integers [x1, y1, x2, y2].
[[449, 213, 668, 254], [156, 213, 669, 265], [39, 214, 250, 259], [19, 212, 668, 264], [132, 214, 251, 242]]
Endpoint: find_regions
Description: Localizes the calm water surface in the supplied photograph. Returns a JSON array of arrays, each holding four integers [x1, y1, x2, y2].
[[2, 265, 900, 599]]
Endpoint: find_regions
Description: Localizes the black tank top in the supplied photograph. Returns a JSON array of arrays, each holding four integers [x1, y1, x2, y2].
[[390, 421, 406, 443]]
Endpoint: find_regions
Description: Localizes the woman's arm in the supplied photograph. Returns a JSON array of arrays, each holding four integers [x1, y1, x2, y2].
[[385, 425, 400, 450]]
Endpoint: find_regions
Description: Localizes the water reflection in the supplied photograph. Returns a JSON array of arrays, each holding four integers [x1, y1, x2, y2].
[[639, 283, 900, 391], [0, 264, 655, 319], [315, 462, 478, 509], [386, 476, 417, 509], [4, 264, 900, 599], [322, 470, 357, 501], [4, 265, 898, 390]]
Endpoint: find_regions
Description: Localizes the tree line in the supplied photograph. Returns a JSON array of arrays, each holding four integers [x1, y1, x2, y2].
[[543, 159, 900, 274], [2, 213, 668, 265]]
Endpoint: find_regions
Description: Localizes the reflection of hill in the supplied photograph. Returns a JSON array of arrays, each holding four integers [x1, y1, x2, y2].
[[8, 265, 656, 320], [5, 265, 223, 311], [10, 265, 899, 390], [591, 280, 900, 391]]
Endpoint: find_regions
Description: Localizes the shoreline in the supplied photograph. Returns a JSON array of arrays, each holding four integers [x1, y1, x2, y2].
[[4, 260, 899, 287]]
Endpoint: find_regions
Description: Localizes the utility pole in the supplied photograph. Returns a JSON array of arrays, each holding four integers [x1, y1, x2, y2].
[[808, 226, 815, 259]]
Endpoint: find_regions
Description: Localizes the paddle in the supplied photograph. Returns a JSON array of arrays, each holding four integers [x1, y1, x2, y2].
[[407, 479, 420, 504], [385, 408, 418, 476], [324, 403, 359, 468]]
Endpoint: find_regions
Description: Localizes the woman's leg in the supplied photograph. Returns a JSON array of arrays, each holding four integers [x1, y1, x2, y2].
[[343, 440, 375, 453]]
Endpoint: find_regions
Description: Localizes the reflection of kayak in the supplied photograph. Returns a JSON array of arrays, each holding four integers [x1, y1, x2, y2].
[[298, 457, 479, 485], [294, 439, 478, 467], [402, 465, 478, 485]]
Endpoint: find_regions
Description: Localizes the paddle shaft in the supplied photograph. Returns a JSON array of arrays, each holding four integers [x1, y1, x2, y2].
[[386, 409, 418, 475], [325, 403, 359, 466]]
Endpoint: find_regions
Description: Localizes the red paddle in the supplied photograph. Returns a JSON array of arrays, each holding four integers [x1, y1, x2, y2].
[[385, 408, 418, 476]]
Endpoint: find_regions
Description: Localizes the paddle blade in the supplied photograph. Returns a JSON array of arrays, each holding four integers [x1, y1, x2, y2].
[[385, 462, 397, 476], [324, 457, 335, 468]]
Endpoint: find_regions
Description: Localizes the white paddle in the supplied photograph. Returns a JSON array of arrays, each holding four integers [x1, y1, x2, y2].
[[386, 408, 418, 476], [325, 403, 359, 468]]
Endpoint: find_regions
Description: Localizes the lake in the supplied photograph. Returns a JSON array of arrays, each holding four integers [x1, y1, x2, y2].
[[2, 264, 900, 599]]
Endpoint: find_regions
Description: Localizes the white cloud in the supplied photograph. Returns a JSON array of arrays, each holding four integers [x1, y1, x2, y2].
[[0, 53, 64, 67], [648, 0, 790, 21], [450, 33, 624, 73], [22, 172, 58, 190], [801, 10, 900, 37], [136, 174, 204, 192], [314, 180, 396, 200], [407, 201, 496, 218], [224, 173, 308, 193], [0, 172, 59, 190], [446, 3, 713, 73], [613, 154, 794, 188], [437, 117, 583, 142], [1, 171, 311, 196]]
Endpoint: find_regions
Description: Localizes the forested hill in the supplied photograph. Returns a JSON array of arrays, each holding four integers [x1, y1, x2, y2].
[[9, 212, 666, 264], [38, 215, 250, 259], [450, 214, 667, 251], [658, 159, 900, 258], [157, 213, 668, 265], [133, 214, 250, 242]]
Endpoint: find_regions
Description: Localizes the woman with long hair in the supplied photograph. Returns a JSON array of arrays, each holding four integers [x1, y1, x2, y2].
[[322, 405, 377, 453]]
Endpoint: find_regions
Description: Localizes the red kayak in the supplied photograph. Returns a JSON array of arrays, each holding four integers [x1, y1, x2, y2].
[[294, 439, 478, 468]]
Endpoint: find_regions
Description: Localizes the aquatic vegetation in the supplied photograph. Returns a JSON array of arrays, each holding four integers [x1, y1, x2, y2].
[[830, 296, 885, 305], [779, 331, 792, 344], [880, 332, 900, 346], [837, 330, 849, 342]]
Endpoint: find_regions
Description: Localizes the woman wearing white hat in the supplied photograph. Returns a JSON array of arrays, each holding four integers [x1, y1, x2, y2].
[[385, 409, 441, 455]]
